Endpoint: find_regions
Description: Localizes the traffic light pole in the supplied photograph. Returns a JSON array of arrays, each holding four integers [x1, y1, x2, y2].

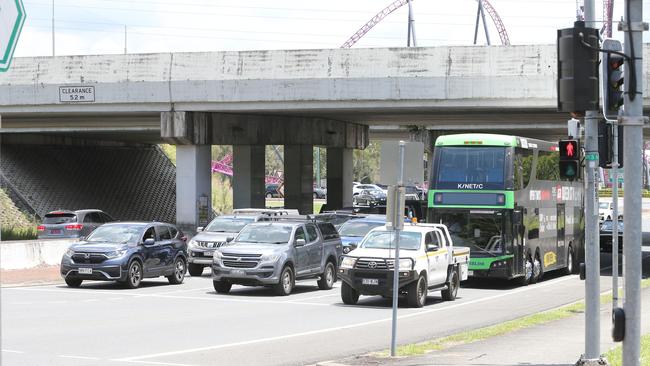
[[621, 0, 645, 364], [582, 1, 601, 363]]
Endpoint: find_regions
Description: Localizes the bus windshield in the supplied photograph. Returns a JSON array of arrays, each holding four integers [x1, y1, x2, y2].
[[435, 146, 506, 189], [435, 211, 504, 256]]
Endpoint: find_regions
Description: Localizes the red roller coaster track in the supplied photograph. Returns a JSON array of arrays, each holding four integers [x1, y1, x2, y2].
[[341, 0, 510, 48]]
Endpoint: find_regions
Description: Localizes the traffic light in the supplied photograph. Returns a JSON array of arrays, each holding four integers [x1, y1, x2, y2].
[[601, 39, 624, 117], [559, 140, 580, 180], [598, 122, 624, 168], [557, 21, 600, 115]]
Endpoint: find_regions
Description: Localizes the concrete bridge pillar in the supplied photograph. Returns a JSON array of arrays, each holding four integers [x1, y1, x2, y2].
[[326, 147, 353, 210], [176, 145, 212, 234], [284, 145, 314, 214], [233, 145, 265, 209]]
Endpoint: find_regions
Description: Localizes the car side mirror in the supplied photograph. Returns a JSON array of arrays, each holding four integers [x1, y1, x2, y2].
[[143, 238, 155, 246], [427, 245, 439, 252], [294, 238, 306, 247], [226, 237, 234, 243], [196, 227, 204, 232]]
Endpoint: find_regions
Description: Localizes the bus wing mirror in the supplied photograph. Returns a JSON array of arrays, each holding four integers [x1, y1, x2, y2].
[[513, 210, 523, 225]]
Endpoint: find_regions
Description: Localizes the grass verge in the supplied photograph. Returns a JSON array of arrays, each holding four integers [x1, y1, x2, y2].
[[604, 333, 650, 366], [1, 226, 37, 241], [265, 199, 323, 214], [376, 278, 650, 357]]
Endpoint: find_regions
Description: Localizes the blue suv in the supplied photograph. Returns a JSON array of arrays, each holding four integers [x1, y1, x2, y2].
[[337, 215, 387, 254], [60, 222, 188, 288]]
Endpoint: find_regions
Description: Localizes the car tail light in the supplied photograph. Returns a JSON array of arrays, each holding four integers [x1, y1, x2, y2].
[[37, 225, 45, 232], [65, 224, 84, 231], [181, 235, 188, 242]]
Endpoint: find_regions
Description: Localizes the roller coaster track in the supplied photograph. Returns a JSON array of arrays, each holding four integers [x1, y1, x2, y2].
[[341, 0, 510, 48]]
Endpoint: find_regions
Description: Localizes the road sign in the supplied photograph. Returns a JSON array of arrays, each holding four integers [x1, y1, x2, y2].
[[0, 0, 26, 72]]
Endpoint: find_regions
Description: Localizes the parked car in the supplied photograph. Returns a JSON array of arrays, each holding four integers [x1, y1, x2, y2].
[[211, 219, 342, 295], [600, 219, 624, 252], [187, 209, 292, 276], [266, 184, 282, 198], [60, 222, 187, 288], [313, 186, 327, 199], [337, 215, 386, 254], [353, 189, 387, 208], [38, 209, 115, 239], [353, 184, 383, 196], [313, 211, 362, 230], [338, 223, 470, 307], [599, 201, 623, 222]]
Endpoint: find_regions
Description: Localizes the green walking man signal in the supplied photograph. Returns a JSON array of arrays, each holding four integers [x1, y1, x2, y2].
[[559, 140, 580, 180]]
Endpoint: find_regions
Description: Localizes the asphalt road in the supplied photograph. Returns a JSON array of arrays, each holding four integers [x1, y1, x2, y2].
[[2, 215, 649, 366]]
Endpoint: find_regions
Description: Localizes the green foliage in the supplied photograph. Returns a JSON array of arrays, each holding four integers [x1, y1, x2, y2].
[[604, 333, 650, 366], [212, 175, 233, 214], [159, 144, 177, 165], [1, 226, 37, 241], [354, 141, 381, 183]]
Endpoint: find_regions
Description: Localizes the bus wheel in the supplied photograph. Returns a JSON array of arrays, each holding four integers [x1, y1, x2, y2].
[[518, 255, 533, 286], [563, 246, 575, 275], [530, 254, 542, 284]]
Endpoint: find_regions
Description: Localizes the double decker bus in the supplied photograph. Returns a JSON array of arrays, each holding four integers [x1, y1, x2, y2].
[[427, 134, 583, 284]]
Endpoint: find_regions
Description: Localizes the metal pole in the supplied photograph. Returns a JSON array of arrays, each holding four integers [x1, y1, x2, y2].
[[407, 0, 417, 47], [622, 0, 643, 364], [316, 148, 321, 189], [390, 141, 406, 357], [582, 0, 601, 361], [473, 0, 482, 44], [479, 3, 491, 45], [52, 0, 55, 56], [611, 120, 619, 309], [124, 25, 127, 54]]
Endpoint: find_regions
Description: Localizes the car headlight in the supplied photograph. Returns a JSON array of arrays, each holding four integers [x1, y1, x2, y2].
[[398, 258, 414, 270], [65, 248, 75, 257], [105, 249, 127, 259], [340, 256, 357, 269], [261, 253, 280, 262], [188, 238, 198, 249]]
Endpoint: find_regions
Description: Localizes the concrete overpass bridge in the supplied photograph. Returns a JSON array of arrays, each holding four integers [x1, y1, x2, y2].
[[1, 45, 649, 231]]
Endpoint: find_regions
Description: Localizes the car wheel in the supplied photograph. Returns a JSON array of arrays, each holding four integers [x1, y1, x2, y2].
[[441, 268, 459, 301], [266, 193, 272, 198], [563, 246, 575, 275], [65, 278, 83, 288], [167, 257, 186, 285], [317, 261, 335, 290], [188, 263, 204, 277], [213, 280, 232, 293], [274, 266, 294, 296], [407, 275, 428, 307], [340, 281, 359, 305], [531, 254, 542, 284], [518, 255, 533, 286], [313, 192, 318, 199], [124, 260, 143, 289]]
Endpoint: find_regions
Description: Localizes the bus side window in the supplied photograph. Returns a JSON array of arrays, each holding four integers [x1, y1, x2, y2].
[[516, 148, 533, 188]]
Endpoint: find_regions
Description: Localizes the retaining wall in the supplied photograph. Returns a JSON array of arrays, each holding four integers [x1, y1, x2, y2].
[[0, 239, 77, 270]]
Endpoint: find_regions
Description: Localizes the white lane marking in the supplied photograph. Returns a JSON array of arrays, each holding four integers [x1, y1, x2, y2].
[[112, 359, 198, 366], [1, 349, 25, 354], [149, 293, 332, 307], [118, 275, 578, 361], [132, 287, 212, 297], [287, 292, 341, 302], [59, 355, 101, 360]]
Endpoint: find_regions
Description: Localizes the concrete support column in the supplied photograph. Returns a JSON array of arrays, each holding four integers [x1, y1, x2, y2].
[[176, 145, 212, 235], [284, 145, 314, 214], [233, 145, 266, 209], [326, 147, 353, 210]]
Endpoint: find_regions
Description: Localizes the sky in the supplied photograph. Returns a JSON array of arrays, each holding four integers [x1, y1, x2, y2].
[[11, 0, 648, 57]]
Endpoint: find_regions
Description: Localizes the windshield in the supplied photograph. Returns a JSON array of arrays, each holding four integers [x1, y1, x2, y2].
[[435, 146, 506, 189], [360, 231, 421, 250], [599, 202, 610, 209], [205, 217, 254, 233], [338, 221, 385, 237], [436, 211, 504, 256], [236, 224, 293, 244], [85, 224, 144, 244], [601, 220, 624, 232], [43, 213, 76, 224]]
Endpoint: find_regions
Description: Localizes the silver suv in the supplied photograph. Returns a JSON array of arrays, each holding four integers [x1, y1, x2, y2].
[[211, 219, 342, 296], [187, 209, 293, 276]]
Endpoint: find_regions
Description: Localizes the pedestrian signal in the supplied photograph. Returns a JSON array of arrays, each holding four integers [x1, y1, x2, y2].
[[559, 140, 580, 180]]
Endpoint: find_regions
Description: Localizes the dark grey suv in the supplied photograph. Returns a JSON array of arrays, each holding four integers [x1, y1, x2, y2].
[[38, 209, 115, 239]]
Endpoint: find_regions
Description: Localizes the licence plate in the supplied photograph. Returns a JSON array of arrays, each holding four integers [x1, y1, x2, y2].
[[78, 268, 92, 275], [204, 251, 214, 257], [50, 229, 62, 235], [231, 269, 245, 276], [362, 278, 379, 285], [468, 270, 474, 276]]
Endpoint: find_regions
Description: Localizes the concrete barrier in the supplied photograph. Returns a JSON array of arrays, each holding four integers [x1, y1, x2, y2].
[[0, 239, 78, 270]]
